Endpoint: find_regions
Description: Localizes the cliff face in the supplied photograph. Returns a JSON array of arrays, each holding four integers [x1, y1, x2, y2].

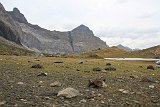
[[0, 3, 108, 53], [0, 3, 22, 45]]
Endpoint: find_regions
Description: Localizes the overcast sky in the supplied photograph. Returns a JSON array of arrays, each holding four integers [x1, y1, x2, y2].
[[1, 0, 160, 49]]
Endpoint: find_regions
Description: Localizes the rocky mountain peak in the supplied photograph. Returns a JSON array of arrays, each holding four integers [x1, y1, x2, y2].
[[13, 7, 20, 14], [71, 24, 94, 37], [0, 3, 5, 13], [117, 44, 132, 51], [8, 7, 28, 24]]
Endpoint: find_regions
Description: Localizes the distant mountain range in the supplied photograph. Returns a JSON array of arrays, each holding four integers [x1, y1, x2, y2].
[[116, 44, 132, 51], [116, 44, 140, 51], [0, 3, 108, 54]]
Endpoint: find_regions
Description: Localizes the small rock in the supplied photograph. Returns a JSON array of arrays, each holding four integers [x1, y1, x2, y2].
[[118, 89, 124, 92], [54, 61, 63, 63], [93, 67, 102, 71], [88, 78, 107, 88], [147, 65, 154, 70], [141, 77, 158, 83], [105, 66, 116, 71], [39, 81, 43, 84], [37, 73, 48, 76], [0, 101, 6, 105], [101, 100, 105, 104], [106, 63, 111, 66], [17, 82, 24, 85], [50, 81, 61, 87], [118, 89, 129, 94], [79, 99, 87, 103], [31, 64, 43, 68], [122, 90, 129, 94], [151, 96, 159, 103], [149, 85, 155, 88], [57, 87, 80, 98], [130, 75, 138, 79], [79, 62, 83, 64]]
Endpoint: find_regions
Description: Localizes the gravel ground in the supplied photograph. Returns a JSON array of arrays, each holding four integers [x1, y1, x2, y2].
[[0, 55, 160, 107]]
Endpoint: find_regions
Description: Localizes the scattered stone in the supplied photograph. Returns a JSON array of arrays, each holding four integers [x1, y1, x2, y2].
[[31, 64, 43, 68], [54, 61, 63, 63], [20, 99, 27, 102], [147, 65, 154, 70], [106, 63, 111, 66], [151, 96, 159, 103], [79, 62, 83, 64], [79, 99, 87, 103], [101, 100, 105, 104], [37, 73, 48, 77], [93, 67, 102, 71], [122, 90, 129, 94], [149, 85, 155, 89], [50, 81, 61, 87], [141, 77, 158, 83], [0, 101, 6, 105], [39, 81, 43, 84], [17, 82, 24, 85], [129, 75, 138, 79], [118, 89, 129, 94], [156, 60, 160, 64], [57, 87, 80, 98], [105, 66, 116, 71], [88, 78, 107, 88]]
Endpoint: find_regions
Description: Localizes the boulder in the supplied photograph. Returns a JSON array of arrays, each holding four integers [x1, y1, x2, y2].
[[57, 87, 80, 98], [37, 73, 47, 76], [105, 66, 116, 71], [31, 64, 43, 68], [147, 65, 154, 70], [88, 78, 107, 88]]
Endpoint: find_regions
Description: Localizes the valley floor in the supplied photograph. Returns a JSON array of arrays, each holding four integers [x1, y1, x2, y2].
[[0, 55, 160, 107]]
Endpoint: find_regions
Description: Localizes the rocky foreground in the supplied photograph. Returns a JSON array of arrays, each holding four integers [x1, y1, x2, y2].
[[0, 55, 160, 107]]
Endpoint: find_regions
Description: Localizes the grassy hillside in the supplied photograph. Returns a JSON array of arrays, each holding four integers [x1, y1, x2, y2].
[[93, 45, 160, 58], [0, 41, 35, 56]]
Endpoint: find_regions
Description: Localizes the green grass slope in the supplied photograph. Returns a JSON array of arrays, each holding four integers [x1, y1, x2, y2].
[[0, 41, 35, 56], [94, 45, 160, 58]]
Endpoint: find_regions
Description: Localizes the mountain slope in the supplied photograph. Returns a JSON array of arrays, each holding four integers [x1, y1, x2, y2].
[[95, 45, 160, 58], [0, 3, 22, 45], [116, 44, 132, 51], [0, 36, 35, 55], [0, 3, 107, 54]]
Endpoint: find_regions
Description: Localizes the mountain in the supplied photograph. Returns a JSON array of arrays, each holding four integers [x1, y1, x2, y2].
[[0, 36, 35, 55], [94, 45, 160, 58], [0, 3, 22, 45], [116, 44, 132, 51], [0, 3, 108, 54]]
